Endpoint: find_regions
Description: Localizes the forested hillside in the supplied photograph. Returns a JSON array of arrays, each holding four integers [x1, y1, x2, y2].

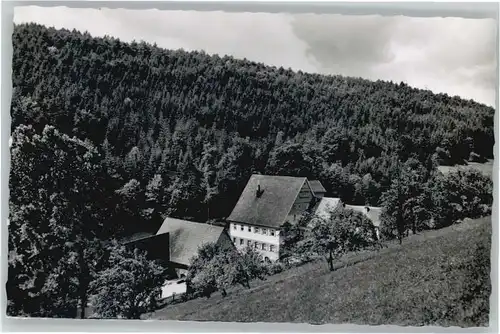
[[10, 23, 495, 235]]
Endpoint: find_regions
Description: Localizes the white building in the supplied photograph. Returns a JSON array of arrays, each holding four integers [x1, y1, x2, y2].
[[227, 174, 319, 261]]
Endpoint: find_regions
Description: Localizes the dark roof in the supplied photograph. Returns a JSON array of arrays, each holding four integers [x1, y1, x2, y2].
[[120, 231, 155, 245], [227, 174, 307, 228], [309, 180, 326, 194], [156, 217, 227, 266], [123, 232, 170, 262]]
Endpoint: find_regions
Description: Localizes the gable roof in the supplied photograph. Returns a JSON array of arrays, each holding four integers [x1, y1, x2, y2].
[[156, 217, 227, 266], [122, 232, 170, 262], [314, 197, 342, 219], [344, 205, 382, 227], [120, 231, 155, 245], [227, 174, 307, 228], [309, 180, 327, 195]]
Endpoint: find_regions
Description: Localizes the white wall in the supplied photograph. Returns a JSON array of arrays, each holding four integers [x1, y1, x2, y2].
[[229, 222, 281, 261], [161, 280, 187, 299]]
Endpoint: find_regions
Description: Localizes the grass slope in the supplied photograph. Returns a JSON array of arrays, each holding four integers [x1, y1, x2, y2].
[[145, 217, 492, 327]]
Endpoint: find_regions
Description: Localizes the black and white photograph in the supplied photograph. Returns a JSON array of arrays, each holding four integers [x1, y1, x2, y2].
[[5, 3, 496, 328]]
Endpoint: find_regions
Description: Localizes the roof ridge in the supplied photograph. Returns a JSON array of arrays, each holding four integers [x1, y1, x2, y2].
[[252, 174, 307, 179], [164, 217, 222, 226]]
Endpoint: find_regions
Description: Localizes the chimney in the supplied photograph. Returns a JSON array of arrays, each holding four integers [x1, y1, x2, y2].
[[256, 181, 263, 198]]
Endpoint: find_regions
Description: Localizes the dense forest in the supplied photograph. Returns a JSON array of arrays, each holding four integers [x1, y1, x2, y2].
[[8, 22, 495, 319], [10, 23, 495, 235]]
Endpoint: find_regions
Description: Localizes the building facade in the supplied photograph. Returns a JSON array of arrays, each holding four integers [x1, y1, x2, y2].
[[227, 174, 319, 261], [229, 221, 284, 261]]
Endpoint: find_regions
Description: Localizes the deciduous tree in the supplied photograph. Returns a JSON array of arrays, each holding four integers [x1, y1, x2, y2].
[[90, 241, 167, 319], [298, 208, 378, 271]]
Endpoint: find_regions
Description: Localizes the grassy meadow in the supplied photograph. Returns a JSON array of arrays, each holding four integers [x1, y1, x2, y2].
[[144, 216, 492, 327]]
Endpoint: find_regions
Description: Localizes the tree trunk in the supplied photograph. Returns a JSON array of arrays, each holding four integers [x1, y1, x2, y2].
[[328, 250, 334, 271], [245, 277, 251, 289], [79, 291, 87, 319], [77, 248, 90, 319], [78, 275, 89, 319]]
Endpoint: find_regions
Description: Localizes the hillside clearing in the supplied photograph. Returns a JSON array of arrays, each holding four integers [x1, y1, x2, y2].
[[438, 160, 494, 179], [144, 216, 492, 327]]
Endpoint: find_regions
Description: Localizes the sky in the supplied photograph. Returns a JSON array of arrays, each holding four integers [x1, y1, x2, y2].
[[13, 6, 497, 107]]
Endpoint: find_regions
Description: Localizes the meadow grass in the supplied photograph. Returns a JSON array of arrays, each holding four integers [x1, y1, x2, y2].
[[145, 216, 491, 327]]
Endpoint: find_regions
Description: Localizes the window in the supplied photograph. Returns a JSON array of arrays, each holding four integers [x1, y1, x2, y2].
[[247, 226, 251, 232], [262, 228, 267, 235], [254, 227, 260, 234], [247, 240, 252, 247], [254, 242, 260, 249], [232, 237, 236, 243], [240, 239, 244, 245], [233, 224, 237, 230], [241, 225, 244, 231], [262, 243, 267, 251], [270, 245, 276, 252], [270, 229, 275, 236]]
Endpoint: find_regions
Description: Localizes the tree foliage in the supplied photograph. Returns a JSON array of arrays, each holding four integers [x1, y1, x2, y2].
[[379, 162, 493, 242], [295, 208, 379, 270], [430, 169, 493, 227], [8, 124, 111, 318], [90, 241, 167, 319], [7, 23, 495, 317], [379, 159, 433, 242], [10, 23, 495, 227], [186, 243, 267, 298]]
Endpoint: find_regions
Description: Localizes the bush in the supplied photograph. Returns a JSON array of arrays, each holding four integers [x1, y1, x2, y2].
[[265, 262, 285, 275], [431, 169, 492, 229], [187, 243, 269, 299], [239, 247, 268, 281]]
